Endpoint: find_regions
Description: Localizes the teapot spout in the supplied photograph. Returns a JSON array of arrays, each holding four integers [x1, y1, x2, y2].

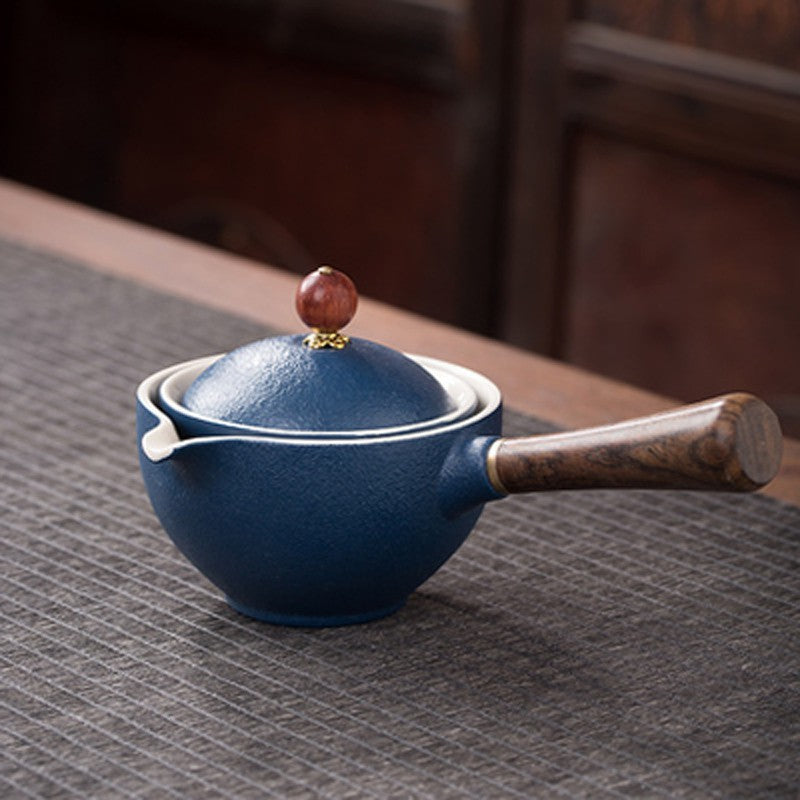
[[136, 365, 190, 462]]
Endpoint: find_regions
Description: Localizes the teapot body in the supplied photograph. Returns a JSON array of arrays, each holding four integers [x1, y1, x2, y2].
[[136, 366, 502, 626]]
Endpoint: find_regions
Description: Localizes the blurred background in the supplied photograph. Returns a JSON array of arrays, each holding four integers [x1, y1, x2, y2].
[[2, 0, 799, 435]]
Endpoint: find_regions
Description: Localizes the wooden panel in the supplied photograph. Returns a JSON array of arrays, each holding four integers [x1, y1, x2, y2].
[[498, 0, 571, 352], [1, 0, 490, 327], [565, 22, 800, 181], [51, 0, 465, 88], [0, 2, 123, 206], [564, 132, 800, 435], [548, 10, 800, 438], [113, 29, 461, 323], [496, 4, 800, 353], [451, 0, 514, 333], [581, 0, 800, 71], [1, 0, 519, 334]]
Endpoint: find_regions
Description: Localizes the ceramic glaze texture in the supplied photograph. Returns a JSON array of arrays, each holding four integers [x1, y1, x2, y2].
[[159, 354, 478, 440], [182, 335, 455, 431], [137, 361, 504, 626]]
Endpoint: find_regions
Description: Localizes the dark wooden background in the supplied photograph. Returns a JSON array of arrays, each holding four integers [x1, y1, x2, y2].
[[2, 0, 799, 435]]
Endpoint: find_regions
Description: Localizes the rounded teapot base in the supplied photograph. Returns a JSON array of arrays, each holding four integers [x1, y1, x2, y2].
[[225, 597, 407, 627]]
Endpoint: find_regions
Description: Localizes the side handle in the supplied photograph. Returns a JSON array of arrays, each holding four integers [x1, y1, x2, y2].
[[487, 393, 782, 494]]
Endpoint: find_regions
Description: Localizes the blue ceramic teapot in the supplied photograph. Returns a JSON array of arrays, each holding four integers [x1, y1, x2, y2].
[[137, 267, 783, 626]]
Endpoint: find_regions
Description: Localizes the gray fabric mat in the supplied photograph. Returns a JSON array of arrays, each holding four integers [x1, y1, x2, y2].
[[1, 238, 799, 799]]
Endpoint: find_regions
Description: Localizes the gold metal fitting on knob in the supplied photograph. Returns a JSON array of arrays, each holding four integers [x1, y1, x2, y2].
[[303, 330, 350, 350]]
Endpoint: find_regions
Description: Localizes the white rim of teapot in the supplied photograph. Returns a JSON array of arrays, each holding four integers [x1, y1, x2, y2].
[[138, 357, 501, 462], [157, 353, 480, 439]]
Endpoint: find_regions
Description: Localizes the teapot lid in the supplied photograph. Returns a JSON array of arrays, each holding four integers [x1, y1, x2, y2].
[[180, 267, 456, 432]]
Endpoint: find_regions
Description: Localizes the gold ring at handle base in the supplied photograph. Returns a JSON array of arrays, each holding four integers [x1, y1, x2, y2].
[[486, 439, 509, 494], [303, 330, 350, 350]]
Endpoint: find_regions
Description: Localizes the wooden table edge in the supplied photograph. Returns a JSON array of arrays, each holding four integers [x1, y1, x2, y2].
[[2, 178, 797, 505]]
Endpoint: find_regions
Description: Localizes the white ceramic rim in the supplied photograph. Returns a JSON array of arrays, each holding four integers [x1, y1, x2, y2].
[[157, 353, 479, 438], [138, 356, 502, 462]]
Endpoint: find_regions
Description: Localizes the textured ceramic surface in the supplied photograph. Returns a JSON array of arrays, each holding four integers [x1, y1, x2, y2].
[[137, 359, 503, 626], [158, 353, 478, 440], [181, 334, 458, 432]]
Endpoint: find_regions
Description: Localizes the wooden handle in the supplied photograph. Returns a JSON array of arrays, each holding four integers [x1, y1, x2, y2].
[[487, 393, 782, 494]]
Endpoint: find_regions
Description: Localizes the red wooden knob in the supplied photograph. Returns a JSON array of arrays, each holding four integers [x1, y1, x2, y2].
[[295, 266, 358, 332]]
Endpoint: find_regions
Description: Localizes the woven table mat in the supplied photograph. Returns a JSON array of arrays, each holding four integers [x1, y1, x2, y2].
[[1, 239, 799, 799]]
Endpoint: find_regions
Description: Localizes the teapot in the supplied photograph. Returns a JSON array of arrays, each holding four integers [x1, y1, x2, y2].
[[136, 267, 782, 626]]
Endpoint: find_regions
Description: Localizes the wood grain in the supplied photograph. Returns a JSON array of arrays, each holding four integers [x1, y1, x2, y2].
[[0, 178, 797, 505], [490, 393, 782, 493]]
